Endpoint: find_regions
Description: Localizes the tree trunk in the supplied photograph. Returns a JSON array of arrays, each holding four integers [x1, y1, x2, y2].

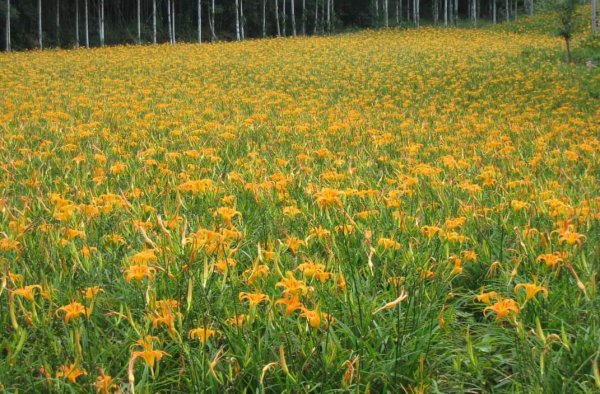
[[5, 0, 10, 52], [210, 0, 216, 41], [172, 0, 176, 43], [505, 0, 509, 21], [321, 0, 325, 33], [433, 0, 438, 25], [235, 0, 240, 40], [167, 0, 173, 43], [414, 0, 419, 27], [397, 0, 400, 24], [493, 0, 496, 24], [444, 0, 448, 26], [564, 36, 572, 63], [85, 0, 89, 47], [153, 0, 157, 43], [313, 0, 318, 34], [262, 0, 267, 36], [275, 0, 281, 36], [99, 0, 104, 47], [291, 0, 296, 36], [514, 0, 517, 21], [241, 0, 245, 39], [375, 0, 379, 27], [75, 0, 80, 48], [38, 0, 43, 49], [454, 0, 457, 25], [593, 0, 598, 35], [283, 0, 287, 36], [384, 0, 389, 27], [198, 0, 202, 42], [137, 0, 141, 44]]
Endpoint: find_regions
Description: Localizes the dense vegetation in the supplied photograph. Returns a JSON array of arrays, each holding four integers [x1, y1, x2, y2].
[[1, 0, 597, 50], [0, 5, 599, 394]]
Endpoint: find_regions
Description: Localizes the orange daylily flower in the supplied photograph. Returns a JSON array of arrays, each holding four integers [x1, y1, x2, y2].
[[239, 292, 270, 307], [189, 327, 220, 344], [57, 301, 89, 323], [130, 336, 168, 369], [124, 264, 156, 282], [514, 282, 549, 301], [475, 289, 498, 305], [11, 285, 42, 301], [275, 294, 304, 316], [276, 271, 308, 295], [483, 298, 520, 322], [57, 363, 87, 383], [94, 369, 116, 394]]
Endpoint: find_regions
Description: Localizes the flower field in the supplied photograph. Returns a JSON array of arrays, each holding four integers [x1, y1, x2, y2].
[[0, 26, 599, 392]]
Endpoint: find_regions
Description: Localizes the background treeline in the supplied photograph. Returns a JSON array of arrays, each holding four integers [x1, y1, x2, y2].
[[1, 0, 598, 51]]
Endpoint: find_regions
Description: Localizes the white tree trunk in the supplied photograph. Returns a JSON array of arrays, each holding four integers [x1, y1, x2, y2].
[[313, 0, 318, 34], [444, 0, 448, 26], [414, 0, 419, 27], [241, 0, 245, 39], [493, 0, 496, 24], [593, 0, 598, 34], [400, 0, 404, 23], [235, 0, 240, 40], [38, 0, 43, 49], [210, 0, 216, 41], [172, 0, 176, 43], [384, 0, 389, 27], [167, 0, 173, 43], [262, 0, 266, 37], [275, 0, 281, 36], [198, 0, 202, 42], [529, 0, 533, 16], [75, 0, 79, 48], [291, 0, 296, 36], [153, 0, 157, 43], [454, 0, 458, 25], [283, 0, 287, 36], [396, 0, 400, 24], [99, 0, 104, 47], [326, 0, 331, 31], [85, 0, 89, 47], [5, 0, 10, 52], [137, 0, 141, 44]]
